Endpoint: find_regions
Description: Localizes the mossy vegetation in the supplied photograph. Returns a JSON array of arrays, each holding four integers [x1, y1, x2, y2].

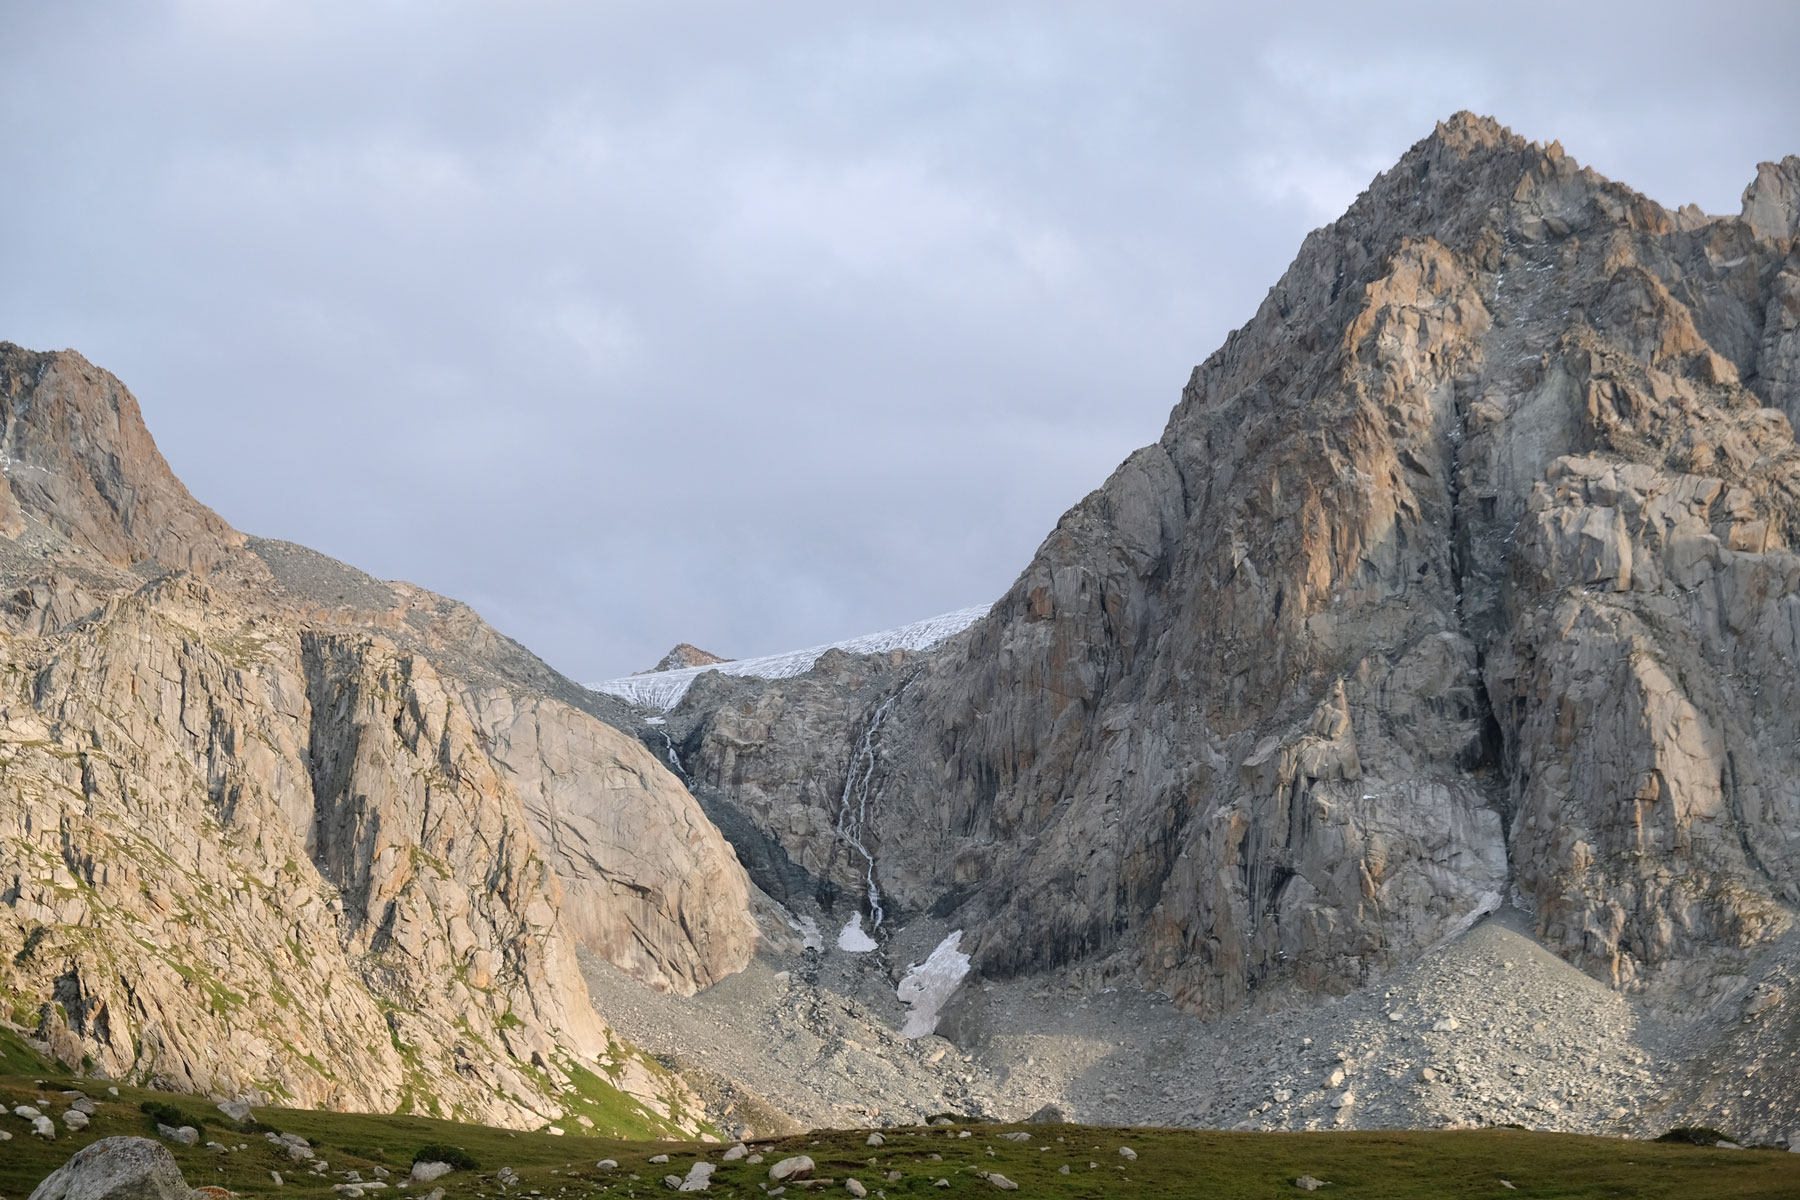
[[557, 1060, 692, 1141], [1, 1071, 1796, 1199], [0, 1025, 59, 1075]]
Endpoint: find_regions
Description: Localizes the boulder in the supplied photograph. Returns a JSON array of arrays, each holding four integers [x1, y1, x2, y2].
[[768, 1156, 814, 1182], [28, 1137, 195, 1200], [409, 1163, 452, 1184]]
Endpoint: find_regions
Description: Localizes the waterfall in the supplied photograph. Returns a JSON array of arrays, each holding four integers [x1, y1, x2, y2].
[[835, 682, 908, 931], [659, 729, 685, 776]]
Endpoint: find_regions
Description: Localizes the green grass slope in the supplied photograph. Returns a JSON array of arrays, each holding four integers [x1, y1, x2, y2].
[[1, 1072, 1795, 1199]]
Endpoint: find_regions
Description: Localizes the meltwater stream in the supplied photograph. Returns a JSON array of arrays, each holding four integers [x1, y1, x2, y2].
[[835, 682, 909, 934], [658, 730, 685, 775], [644, 717, 686, 776]]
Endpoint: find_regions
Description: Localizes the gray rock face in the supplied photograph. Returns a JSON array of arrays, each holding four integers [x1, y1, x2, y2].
[[29, 1137, 194, 1200], [0, 345, 734, 1131], [456, 684, 755, 995], [0, 347, 244, 570], [676, 114, 1800, 1030], [1742, 157, 1800, 244], [672, 647, 922, 910]]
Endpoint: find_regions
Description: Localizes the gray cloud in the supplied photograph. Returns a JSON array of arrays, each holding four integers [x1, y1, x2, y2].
[[4, 1, 1796, 678]]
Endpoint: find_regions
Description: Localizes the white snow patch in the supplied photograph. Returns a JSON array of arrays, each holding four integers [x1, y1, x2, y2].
[[796, 917, 824, 953], [897, 930, 971, 1039], [837, 915, 878, 953], [1427, 890, 1504, 953], [589, 605, 991, 711]]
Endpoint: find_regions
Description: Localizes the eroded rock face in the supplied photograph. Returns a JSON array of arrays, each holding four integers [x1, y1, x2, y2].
[[0, 572, 612, 1124], [0, 345, 747, 1128], [0, 347, 244, 571], [457, 684, 756, 994], [671, 647, 922, 911], [677, 115, 1800, 1016]]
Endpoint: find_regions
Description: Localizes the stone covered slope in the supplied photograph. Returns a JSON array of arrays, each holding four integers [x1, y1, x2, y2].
[[0, 344, 756, 1127], [672, 116, 1800, 1029]]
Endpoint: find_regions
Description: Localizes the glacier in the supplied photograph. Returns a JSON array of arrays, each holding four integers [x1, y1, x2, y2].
[[589, 604, 991, 711]]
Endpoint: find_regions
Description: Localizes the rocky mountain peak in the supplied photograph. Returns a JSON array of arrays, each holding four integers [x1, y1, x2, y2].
[[1741, 155, 1800, 242], [0, 342, 756, 1131], [0, 344, 245, 572], [642, 642, 733, 674], [1427, 109, 1524, 156], [669, 112, 1800, 1036]]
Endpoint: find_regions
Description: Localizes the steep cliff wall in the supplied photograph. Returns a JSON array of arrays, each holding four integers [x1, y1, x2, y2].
[[0, 344, 754, 1129], [677, 116, 1800, 1020]]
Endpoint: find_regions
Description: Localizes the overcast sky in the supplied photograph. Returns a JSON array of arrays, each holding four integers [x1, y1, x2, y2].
[[4, 2, 1797, 680]]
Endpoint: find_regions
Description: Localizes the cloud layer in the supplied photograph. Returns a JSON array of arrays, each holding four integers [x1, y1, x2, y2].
[[4, 1, 1796, 678]]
